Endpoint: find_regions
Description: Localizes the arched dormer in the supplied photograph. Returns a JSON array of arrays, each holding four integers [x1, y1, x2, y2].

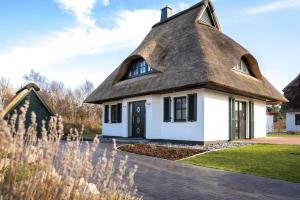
[[234, 54, 263, 79], [122, 58, 156, 80]]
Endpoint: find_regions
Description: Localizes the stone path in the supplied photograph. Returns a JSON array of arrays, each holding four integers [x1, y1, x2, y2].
[[98, 143, 300, 200]]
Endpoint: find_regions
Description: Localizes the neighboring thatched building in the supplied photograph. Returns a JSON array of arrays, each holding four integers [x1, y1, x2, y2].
[[282, 73, 300, 132], [0, 83, 54, 136], [85, 0, 286, 143]]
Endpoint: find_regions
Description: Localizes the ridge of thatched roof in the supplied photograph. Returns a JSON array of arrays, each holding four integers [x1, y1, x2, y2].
[[0, 83, 54, 118], [85, 0, 286, 104], [282, 73, 300, 112]]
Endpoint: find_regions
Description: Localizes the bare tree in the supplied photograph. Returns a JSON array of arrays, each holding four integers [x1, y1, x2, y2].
[[0, 77, 14, 108], [23, 70, 48, 89], [22, 70, 102, 134]]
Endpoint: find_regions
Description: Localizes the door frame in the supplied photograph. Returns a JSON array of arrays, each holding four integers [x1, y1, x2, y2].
[[128, 100, 146, 138], [229, 98, 248, 140]]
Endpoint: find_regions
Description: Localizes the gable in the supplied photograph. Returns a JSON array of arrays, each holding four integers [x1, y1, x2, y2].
[[200, 6, 215, 27], [2, 89, 54, 119]]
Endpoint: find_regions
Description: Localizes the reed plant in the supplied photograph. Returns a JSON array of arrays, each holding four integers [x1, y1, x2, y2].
[[0, 102, 141, 200]]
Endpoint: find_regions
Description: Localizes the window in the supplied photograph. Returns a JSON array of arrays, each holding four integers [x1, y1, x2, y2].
[[111, 105, 118, 123], [188, 94, 197, 121], [174, 97, 187, 122], [125, 59, 155, 79], [110, 103, 122, 123], [104, 105, 109, 123], [235, 58, 252, 76], [163, 97, 171, 122], [200, 7, 215, 27], [295, 114, 300, 125]]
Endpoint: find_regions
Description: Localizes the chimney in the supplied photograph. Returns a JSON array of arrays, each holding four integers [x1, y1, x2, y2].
[[160, 5, 173, 22]]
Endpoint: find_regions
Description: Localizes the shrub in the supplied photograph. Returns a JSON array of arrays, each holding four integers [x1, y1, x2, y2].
[[0, 102, 141, 200]]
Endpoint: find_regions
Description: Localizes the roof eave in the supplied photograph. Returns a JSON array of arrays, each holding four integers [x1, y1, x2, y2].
[[84, 82, 287, 104]]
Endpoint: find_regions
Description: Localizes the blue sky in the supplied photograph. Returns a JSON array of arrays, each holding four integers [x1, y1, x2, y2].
[[0, 0, 299, 91]]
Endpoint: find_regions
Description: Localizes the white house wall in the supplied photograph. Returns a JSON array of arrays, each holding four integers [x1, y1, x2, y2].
[[286, 112, 300, 132], [203, 89, 266, 141], [154, 89, 204, 141], [254, 101, 267, 138], [102, 88, 267, 142], [203, 90, 229, 142]]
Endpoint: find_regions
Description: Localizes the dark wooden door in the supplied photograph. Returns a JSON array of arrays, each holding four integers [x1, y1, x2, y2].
[[239, 102, 247, 139], [131, 101, 146, 138]]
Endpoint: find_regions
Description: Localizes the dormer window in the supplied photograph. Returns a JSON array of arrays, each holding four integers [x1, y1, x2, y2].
[[234, 57, 253, 76], [124, 59, 155, 79]]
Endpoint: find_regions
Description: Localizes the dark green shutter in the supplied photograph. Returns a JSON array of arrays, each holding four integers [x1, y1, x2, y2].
[[229, 97, 235, 140], [117, 103, 122, 123], [163, 97, 171, 122], [188, 94, 197, 121], [104, 105, 109, 123], [249, 101, 254, 139]]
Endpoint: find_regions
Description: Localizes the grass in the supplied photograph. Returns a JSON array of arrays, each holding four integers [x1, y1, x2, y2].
[[268, 133, 300, 138], [180, 144, 300, 183]]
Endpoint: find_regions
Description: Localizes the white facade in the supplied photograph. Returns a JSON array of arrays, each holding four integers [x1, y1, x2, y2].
[[286, 112, 300, 132], [266, 114, 274, 133], [102, 89, 267, 143]]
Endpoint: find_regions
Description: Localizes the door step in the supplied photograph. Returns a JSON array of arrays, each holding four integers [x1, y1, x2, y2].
[[100, 136, 150, 144]]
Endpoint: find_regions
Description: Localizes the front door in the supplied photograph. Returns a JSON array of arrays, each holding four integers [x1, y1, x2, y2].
[[130, 101, 146, 138]]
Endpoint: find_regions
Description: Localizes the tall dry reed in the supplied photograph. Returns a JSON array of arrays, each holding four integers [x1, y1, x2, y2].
[[0, 102, 141, 200]]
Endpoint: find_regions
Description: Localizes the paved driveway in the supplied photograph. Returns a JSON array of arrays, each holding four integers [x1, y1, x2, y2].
[[98, 143, 300, 200], [240, 137, 300, 145]]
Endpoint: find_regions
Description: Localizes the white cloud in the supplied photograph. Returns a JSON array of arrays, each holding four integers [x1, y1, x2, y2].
[[103, 0, 110, 7], [55, 0, 98, 26], [177, 2, 190, 11], [247, 0, 300, 14], [0, 9, 160, 87]]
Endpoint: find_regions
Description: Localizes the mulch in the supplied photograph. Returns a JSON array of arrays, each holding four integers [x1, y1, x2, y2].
[[118, 144, 206, 160]]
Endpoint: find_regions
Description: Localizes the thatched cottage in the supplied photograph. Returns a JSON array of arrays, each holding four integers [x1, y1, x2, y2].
[[282, 73, 300, 132], [1, 83, 54, 135], [85, 0, 286, 143]]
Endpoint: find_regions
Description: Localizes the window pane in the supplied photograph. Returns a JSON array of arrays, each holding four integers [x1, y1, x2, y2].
[[125, 59, 155, 79], [117, 103, 122, 123], [182, 108, 187, 120], [174, 97, 187, 121]]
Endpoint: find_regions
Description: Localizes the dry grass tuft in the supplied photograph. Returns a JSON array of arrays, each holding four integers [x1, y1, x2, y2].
[[0, 102, 142, 200]]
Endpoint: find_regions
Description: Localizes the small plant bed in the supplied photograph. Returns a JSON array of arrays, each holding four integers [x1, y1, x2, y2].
[[118, 144, 206, 160]]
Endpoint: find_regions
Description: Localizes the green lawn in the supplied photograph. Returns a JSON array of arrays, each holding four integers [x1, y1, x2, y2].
[[268, 133, 300, 138], [180, 144, 300, 183]]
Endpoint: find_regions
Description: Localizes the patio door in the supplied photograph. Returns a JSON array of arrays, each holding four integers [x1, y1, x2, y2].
[[129, 101, 146, 138], [229, 98, 247, 140], [238, 102, 247, 139]]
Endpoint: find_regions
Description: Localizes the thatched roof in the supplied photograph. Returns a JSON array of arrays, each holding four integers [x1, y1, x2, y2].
[[0, 83, 54, 118], [85, 0, 286, 104], [282, 73, 300, 112]]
